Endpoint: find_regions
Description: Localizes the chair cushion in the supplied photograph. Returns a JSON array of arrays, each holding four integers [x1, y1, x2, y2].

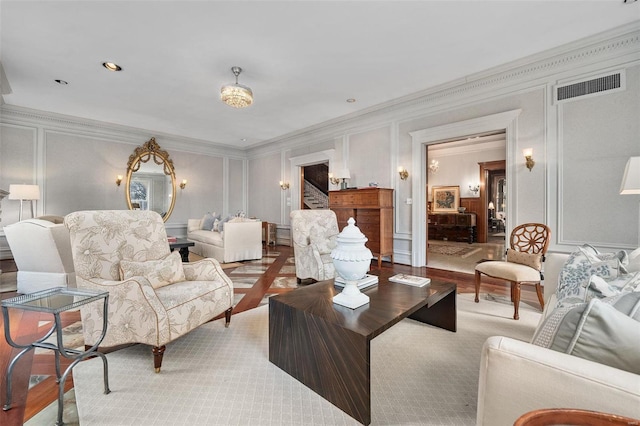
[[188, 230, 224, 247], [476, 260, 541, 282], [506, 249, 542, 271], [532, 292, 640, 374], [120, 251, 186, 289]]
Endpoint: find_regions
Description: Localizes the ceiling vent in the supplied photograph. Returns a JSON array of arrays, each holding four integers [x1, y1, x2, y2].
[[554, 70, 625, 104]]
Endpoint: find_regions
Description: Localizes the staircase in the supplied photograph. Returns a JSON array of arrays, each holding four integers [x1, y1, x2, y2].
[[303, 180, 328, 209]]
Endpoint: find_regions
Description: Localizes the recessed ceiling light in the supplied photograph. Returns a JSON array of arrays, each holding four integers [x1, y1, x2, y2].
[[102, 62, 122, 72], [346, 98, 356, 103], [241, 138, 247, 142], [54, 79, 68, 85]]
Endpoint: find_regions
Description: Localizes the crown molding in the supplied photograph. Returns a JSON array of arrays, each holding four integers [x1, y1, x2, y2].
[[0, 105, 246, 159], [247, 23, 640, 156]]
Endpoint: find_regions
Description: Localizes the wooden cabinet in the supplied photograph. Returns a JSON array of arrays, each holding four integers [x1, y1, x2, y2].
[[428, 213, 477, 243], [329, 188, 393, 267]]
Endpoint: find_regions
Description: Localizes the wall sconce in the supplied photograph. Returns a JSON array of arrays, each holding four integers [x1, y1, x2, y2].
[[469, 184, 480, 195], [328, 173, 341, 186], [398, 166, 409, 180], [115, 175, 123, 186], [428, 159, 439, 174], [279, 180, 289, 190], [523, 148, 535, 171], [180, 179, 187, 190]]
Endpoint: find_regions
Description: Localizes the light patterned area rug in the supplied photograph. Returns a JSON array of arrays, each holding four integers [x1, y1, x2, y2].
[[73, 294, 539, 425], [428, 244, 482, 258]]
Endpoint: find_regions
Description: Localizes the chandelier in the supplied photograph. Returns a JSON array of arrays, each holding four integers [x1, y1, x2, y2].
[[220, 66, 253, 108]]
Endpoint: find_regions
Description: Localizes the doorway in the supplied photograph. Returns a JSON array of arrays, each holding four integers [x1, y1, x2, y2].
[[479, 161, 506, 244], [410, 109, 521, 267], [300, 162, 329, 210]]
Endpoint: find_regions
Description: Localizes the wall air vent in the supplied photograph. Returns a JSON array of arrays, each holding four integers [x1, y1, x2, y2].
[[554, 71, 625, 104]]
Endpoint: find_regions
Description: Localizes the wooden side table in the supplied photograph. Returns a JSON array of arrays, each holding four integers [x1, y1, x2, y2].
[[2, 288, 111, 425], [262, 221, 276, 245], [169, 238, 195, 262]]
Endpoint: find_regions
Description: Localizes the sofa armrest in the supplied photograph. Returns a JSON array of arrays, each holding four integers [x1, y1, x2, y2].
[[183, 258, 233, 290], [187, 218, 202, 233], [222, 221, 262, 251], [76, 276, 169, 347], [292, 242, 324, 280], [542, 252, 570, 303], [477, 336, 640, 426]]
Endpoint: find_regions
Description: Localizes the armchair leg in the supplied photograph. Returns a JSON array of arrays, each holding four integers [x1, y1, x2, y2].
[[535, 283, 545, 311], [224, 307, 232, 328], [153, 345, 166, 373], [512, 282, 521, 320], [474, 270, 481, 303]]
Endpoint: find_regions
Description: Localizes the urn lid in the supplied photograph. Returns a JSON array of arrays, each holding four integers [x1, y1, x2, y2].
[[331, 217, 373, 261], [336, 217, 368, 244]]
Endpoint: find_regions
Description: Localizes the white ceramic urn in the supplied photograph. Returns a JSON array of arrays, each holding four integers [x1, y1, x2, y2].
[[331, 217, 372, 309]]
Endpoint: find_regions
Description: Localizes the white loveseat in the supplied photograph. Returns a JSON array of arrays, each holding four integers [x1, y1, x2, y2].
[[476, 252, 640, 425], [187, 218, 262, 263]]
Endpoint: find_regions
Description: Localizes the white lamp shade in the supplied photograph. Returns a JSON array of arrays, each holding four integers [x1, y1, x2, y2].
[[488, 202, 495, 210], [620, 156, 640, 195], [8, 184, 40, 200], [337, 169, 351, 179]]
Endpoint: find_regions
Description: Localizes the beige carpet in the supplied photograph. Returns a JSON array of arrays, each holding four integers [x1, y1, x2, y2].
[[73, 294, 540, 425]]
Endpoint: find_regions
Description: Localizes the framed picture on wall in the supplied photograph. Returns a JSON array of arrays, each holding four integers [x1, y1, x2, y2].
[[432, 186, 460, 212]]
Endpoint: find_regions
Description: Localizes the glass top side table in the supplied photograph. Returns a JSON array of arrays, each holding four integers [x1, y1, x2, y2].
[[2, 287, 111, 426]]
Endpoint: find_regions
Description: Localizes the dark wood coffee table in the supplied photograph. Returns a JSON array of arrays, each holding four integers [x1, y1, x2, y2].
[[169, 238, 195, 262], [269, 271, 456, 425]]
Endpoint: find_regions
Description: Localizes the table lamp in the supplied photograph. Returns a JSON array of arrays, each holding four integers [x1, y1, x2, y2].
[[8, 184, 40, 221]]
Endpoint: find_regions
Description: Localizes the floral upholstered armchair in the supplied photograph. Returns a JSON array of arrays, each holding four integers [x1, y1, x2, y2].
[[64, 210, 233, 372], [290, 209, 340, 283]]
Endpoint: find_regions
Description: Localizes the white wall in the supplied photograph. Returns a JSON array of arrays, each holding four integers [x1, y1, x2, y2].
[[427, 145, 506, 200], [0, 117, 247, 258], [2, 24, 639, 263]]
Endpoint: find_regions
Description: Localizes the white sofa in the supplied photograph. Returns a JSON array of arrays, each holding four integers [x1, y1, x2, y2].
[[4, 218, 76, 293], [476, 252, 640, 425], [187, 218, 262, 263]]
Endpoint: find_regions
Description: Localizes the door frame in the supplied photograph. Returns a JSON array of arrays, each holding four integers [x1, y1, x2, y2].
[[409, 109, 521, 267], [478, 160, 506, 243]]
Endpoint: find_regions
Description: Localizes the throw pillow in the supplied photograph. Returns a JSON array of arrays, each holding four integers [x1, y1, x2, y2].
[[218, 215, 233, 233], [532, 292, 640, 375], [627, 247, 640, 273], [201, 212, 217, 231], [119, 251, 186, 289], [588, 272, 640, 299], [555, 245, 622, 308], [212, 218, 220, 232], [506, 248, 542, 271]]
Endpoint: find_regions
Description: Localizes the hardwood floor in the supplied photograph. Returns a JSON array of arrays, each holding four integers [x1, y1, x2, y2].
[[0, 245, 540, 425]]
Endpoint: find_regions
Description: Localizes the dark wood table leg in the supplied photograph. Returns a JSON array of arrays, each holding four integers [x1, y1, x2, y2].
[[409, 289, 457, 332], [178, 247, 189, 262], [269, 299, 372, 425]]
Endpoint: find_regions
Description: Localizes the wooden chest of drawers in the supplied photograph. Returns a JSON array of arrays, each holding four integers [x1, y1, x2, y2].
[[428, 213, 477, 243], [329, 188, 393, 267]]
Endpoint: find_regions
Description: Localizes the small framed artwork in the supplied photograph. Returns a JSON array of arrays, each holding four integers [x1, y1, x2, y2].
[[432, 186, 460, 212]]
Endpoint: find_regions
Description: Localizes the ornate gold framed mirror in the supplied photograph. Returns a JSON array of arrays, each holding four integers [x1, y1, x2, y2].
[[125, 138, 176, 222]]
